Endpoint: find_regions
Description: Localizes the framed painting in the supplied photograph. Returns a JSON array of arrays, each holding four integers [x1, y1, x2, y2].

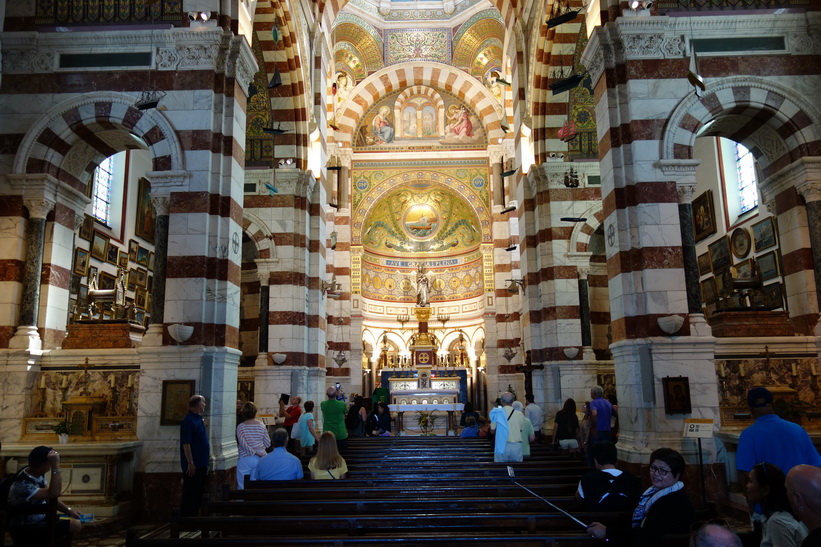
[[758, 251, 780, 281], [730, 227, 751, 259], [118, 250, 129, 269], [700, 277, 717, 302], [160, 380, 195, 426], [73, 247, 90, 276], [697, 252, 712, 276], [128, 239, 139, 263], [135, 288, 148, 310], [88, 265, 98, 283], [128, 268, 138, 291], [692, 190, 716, 243], [99, 271, 117, 291], [662, 376, 692, 415], [147, 275, 153, 290], [148, 251, 155, 272], [135, 268, 148, 288], [135, 177, 156, 244], [752, 217, 777, 252], [734, 258, 753, 279], [70, 274, 81, 294], [761, 282, 783, 309], [78, 214, 94, 241], [78, 285, 88, 306], [137, 246, 150, 267], [90, 231, 110, 261], [106, 243, 120, 265], [708, 237, 731, 272]]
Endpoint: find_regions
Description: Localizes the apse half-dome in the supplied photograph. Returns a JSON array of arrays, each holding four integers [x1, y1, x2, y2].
[[359, 180, 485, 304]]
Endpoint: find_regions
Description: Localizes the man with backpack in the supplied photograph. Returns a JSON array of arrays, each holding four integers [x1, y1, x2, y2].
[[576, 441, 640, 512], [4, 445, 82, 545]]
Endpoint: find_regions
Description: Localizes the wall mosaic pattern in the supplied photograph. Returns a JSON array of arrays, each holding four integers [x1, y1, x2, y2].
[[384, 29, 452, 65], [348, 0, 483, 21]]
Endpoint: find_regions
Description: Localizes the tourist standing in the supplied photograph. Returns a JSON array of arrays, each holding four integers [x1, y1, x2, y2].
[[587, 386, 613, 466], [552, 398, 582, 456], [489, 392, 526, 462], [297, 401, 320, 456], [235, 401, 270, 489], [278, 395, 302, 453], [524, 394, 543, 441], [180, 395, 209, 516], [736, 387, 821, 490], [321, 386, 349, 451]]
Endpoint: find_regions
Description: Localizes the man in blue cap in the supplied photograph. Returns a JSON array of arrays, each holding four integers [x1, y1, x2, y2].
[[736, 386, 821, 490]]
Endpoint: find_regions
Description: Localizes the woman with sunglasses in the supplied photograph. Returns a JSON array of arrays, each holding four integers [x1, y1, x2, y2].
[[587, 447, 695, 545], [746, 462, 808, 546]]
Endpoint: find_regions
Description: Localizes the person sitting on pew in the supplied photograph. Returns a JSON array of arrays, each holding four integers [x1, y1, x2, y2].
[[586, 447, 695, 545], [6, 446, 83, 546], [367, 402, 392, 436], [477, 415, 490, 438], [690, 520, 743, 547], [252, 428, 304, 481], [460, 401, 479, 429], [308, 432, 348, 480], [576, 441, 640, 513], [460, 415, 479, 438]]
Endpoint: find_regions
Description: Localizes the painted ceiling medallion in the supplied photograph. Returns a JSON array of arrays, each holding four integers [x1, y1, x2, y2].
[[403, 203, 440, 240]]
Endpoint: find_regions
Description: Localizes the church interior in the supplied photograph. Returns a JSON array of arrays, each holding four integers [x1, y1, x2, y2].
[[0, 0, 820, 531]]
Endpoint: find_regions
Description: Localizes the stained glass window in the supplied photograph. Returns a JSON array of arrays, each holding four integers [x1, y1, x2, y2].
[[735, 142, 758, 214], [92, 156, 114, 225]]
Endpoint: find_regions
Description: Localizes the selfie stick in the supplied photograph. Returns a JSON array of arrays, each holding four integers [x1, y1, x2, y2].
[[507, 466, 589, 529]]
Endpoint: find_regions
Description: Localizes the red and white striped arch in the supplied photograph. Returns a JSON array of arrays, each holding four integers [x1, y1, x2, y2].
[[13, 91, 184, 189], [662, 76, 821, 179], [333, 62, 507, 146]]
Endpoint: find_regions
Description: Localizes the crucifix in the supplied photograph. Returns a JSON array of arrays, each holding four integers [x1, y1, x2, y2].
[[77, 357, 96, 395], [515, 350, 544, 402]]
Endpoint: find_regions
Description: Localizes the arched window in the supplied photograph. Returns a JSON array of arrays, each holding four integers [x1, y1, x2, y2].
[[92, 156, 114, 225], [735, 142, 758, 214]]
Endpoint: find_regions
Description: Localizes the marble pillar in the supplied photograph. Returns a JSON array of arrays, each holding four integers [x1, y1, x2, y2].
[[10, 197, 55, 350], [796, 179, 821, 314], [578, 269, 592, 347]]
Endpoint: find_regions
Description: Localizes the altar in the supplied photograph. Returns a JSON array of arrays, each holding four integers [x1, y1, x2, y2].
[[388, 403, 465, 435]]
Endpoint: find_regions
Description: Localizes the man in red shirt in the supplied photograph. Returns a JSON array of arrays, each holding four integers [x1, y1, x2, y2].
[[279, 396, 302, 453]]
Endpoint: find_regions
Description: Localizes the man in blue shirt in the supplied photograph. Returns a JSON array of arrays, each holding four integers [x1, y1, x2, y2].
[[737, 387, 821, 488], [253, 428, 304, 480], [180, 395, 209, 517], [587, 385, 613, 467]]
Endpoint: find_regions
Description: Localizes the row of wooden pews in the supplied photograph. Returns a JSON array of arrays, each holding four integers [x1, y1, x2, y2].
[[127, 437, 623, 546]]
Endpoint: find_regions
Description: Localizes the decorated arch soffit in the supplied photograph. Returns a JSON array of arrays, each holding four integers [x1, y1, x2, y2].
[[451, 10, 505, 72], [353, 87, 487, 150], [333, 16, 384, 74]]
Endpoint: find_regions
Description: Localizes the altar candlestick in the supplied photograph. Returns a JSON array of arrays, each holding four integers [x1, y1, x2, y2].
[[40, 375, 46, 389], [61, 375, 68, 388], [110, 375, 116, 388], [718, 364, 726, 378], [791, 363, 798, 376], [127, 374, 133, 388], [738, 364, 745, 377], [812, 363, 819, 376]]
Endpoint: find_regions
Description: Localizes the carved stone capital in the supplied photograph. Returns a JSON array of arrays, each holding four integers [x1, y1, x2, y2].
[[676, 184, 696, 205], [336, 147, 354, 168], [577, 267, 590, 280], [254, 258, 280, 284], [145, 170, 190, 191], [796, 181, 821, 204], [24, 198, 56, 219], [150, 195, 171, 216], [487, 144, 505, 165]]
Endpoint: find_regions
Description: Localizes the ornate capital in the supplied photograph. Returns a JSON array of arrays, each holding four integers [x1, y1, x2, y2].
[[24, 198, 56, 219], [577, 267, 590, 280], [676, 184, 696, 205], [150, 195, 171, 216], [796, 181, 821, 204], [487, 144, 505, 165], [336, 148, 354, 168]]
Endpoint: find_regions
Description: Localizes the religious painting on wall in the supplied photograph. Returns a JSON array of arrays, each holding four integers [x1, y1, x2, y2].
[[752, 217, 776, 252], [697, 252, 711, 276], [73, 248, 90, 276], [135, 177, 156, 244], [662, 377, 691, 415], [354, 88, 486, 149], [692, 190, 716, 242], [90, 231, 110, 261], [160, 380, 195, 426], [78, 214, 94, 241]]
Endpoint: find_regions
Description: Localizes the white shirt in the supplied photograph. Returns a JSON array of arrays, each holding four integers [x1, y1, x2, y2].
[[525, 403, 543, 431]]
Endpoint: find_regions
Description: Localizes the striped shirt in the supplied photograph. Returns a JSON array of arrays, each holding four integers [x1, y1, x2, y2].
[[236, 421, 270, 458]]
